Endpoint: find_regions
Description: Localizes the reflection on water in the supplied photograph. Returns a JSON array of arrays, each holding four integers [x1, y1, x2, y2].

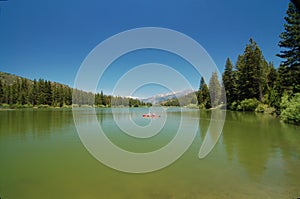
[[0, 109, 74, 138], [0, 108, 300, 198]]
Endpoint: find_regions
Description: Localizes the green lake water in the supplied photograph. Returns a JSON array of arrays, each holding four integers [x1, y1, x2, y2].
[[0, 108, 300, 199]]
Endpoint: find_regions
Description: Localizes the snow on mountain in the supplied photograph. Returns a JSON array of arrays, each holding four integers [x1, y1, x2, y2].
[[141, 89, 194, 104]]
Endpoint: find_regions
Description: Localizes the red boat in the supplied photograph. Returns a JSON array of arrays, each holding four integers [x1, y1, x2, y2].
[[142, 112, 160, 118]]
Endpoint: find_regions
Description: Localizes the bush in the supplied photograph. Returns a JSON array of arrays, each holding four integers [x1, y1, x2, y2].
[[280, 93, 300, 125], [264, 107, 276, 114], [186, 104, 198, 109], [239, 98, 259, 111], [255, 103, 267, 113], [0, 103, 11, 109], [37, 104, 50, 108], [229, 101, 239, 110], [255, 103, 276, 114], [198, 103, 206, 109]]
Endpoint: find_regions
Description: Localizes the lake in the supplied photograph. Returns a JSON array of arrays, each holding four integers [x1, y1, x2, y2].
[[0, 108, 300, 199]]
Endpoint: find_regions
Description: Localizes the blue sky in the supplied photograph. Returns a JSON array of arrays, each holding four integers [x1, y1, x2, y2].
[[0, 0, 290, 97]]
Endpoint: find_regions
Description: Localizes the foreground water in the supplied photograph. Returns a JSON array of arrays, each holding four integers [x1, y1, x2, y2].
[[0, 108, 299, 199]]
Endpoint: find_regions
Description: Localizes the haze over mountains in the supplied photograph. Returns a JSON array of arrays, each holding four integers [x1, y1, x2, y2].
[[141, 89, 195, 105]]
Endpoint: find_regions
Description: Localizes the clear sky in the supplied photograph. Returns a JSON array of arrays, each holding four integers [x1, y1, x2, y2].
[[0, 0, 290, 97]]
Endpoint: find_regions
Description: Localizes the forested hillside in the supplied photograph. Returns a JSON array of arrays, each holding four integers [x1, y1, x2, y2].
[[0, 72, 150, 108]]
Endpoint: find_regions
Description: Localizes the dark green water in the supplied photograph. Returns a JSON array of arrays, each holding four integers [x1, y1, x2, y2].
[[0, 108, 300, 198]]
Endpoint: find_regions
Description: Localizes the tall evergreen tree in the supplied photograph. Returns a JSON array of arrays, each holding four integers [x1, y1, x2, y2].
[[58, 84, 65, 107], [32, 79, 38, 105], [222, 58, 235, 105], [197, 77, 211, 108], [3, 84, 9, 104], [209, 71, 221, 107], [65, 87, 72, 105], [266, 62, 280, 107], [197, 77, 205, 105], [0, 81, 3, 103], [100, 91, 105, 106], [266, 62, 278, 90], [277, 2, 300, 67], [44, 80, 53, 105], [277, 2, 300, 93], [236, 38, 266, 101], [37, 79, 45, 105], [11, 81, 19, 104], [202, 83, 211, 109]]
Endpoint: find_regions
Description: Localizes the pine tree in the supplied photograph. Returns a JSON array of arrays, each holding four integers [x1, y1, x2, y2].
[[277, 2, 300, 93], [12, 81, 19, 104], [209, 71, 221, 107], [197, 77, 205, 105], [100, 91, 105, 106], [277, 2, 300, 67], [58, 85, 65, 107], [222, 58, 235, 105], [0, 81, 3, 104], [19, 78, 29, 105], [3, 84, 9, 104], [267, 62, 278, 91], [236, 38, 266, 101], [265, 62, 280, 107], [44, 80, 53, 105], [203, 84, 211, 109], [65, 87, 72, 105], [37, 79, 45, 105], [197, 77, 211, 108], [29, 79, 36, 105]]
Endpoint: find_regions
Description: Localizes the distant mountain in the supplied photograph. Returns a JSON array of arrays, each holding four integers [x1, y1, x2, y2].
[[141, 89, 194, 105]]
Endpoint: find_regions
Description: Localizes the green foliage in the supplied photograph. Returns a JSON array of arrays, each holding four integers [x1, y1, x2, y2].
[[229, 101, 239, 110], [0, 72, 148, 108], [197, 77, 211, 109], [255, 103, 276, 114], [209, 71, 221, 107], [0, 103, 10, 109], [277, 2, 300, 67], [235, 39, 267, 101], [255, 103, 266, 113], [239, 98, 259, 111], [277, 64, 300, 95], [280, 93, 300, 125], [185, 104, 198, 109], [108, 96, 148, 107], [280, 92, 290, 110], [277, 2, 300, 94], [0, 81, 3, 103], [223, 39, 277, 111], [222, 58, 235, 105]]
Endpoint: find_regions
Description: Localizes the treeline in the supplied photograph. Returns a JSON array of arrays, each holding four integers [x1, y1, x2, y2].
[[221, 39, 279, 112], [221, 2, 300, 125], [0, 77, 72, 108], [197, 71, 224, 109], [202, 2, 299, 125], [196, 36, 299, 125], [220, 36, 300, 125], [0, 73, 150, 108], [170, 2, 300, 125]]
